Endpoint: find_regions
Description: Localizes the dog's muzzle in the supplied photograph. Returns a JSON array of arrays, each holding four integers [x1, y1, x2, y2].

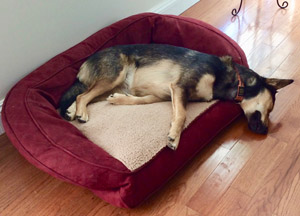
[[248, 111, 268, 134]]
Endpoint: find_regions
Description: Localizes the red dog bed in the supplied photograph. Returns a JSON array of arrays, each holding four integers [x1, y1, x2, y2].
[[2, 13, 247, 208]]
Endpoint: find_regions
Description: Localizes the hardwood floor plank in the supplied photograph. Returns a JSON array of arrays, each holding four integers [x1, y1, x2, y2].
[[86, 202, 118, 216], [34, 186, 101, 216], [244, 132, 300, 216], [0, 154, 49, 213], [211, 116, 247, 150], [268, 83, 300, 144], [208, 187, 251, 216], [184, 0, 257, 30], [164, 205, 201, 216], [1, 178, 62, 216], [0, 133, 9, 147], [171, 145, 229, 203], [247, 42, 274, 69], [273, 173, 300, 216], [187, 139, 259, 215], [272, 50, 300, 82], [231, 137, 287, 196], [0, 140, 20, 177]]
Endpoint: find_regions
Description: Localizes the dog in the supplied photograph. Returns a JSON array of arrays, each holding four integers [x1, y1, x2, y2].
[[59, 44, 293, 150]]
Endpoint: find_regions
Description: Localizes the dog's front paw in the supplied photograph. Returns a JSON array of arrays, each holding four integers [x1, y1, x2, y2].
[[65, 102, 76, 121], [65, 110, 75, 121], [76, 111, 89, 123], [167, 135, 180, 151], [76, 115, 89, 123]]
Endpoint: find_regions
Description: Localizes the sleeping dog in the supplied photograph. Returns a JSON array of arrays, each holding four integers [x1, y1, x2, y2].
[[59, 44, 293, 150]]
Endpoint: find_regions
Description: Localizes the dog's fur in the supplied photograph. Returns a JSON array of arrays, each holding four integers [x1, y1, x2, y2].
[[59, 44, 293, 150]]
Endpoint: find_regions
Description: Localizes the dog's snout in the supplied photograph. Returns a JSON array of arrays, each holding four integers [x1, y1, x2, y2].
[[249, 122, 268, 134], [248, 111, 268, 135]]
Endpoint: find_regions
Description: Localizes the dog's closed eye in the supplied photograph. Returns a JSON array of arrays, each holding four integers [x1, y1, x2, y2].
[[247, 77, 257, 86]]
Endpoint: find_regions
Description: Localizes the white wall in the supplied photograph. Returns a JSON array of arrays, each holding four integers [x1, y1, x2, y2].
[[0, 0, 156, 99], [0, 0, 199, 134], [0, 0, 198, 100]]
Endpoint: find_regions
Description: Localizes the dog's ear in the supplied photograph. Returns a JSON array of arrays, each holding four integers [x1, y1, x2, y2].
[[265, 78, 294, 90], [219, 56, 233, 68]]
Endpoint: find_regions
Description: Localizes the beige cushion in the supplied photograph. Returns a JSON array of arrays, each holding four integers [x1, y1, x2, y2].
[[72, 100, 216, 171]]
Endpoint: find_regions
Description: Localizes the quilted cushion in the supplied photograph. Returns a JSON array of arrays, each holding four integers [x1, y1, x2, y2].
[[2, 13, 247, 208]]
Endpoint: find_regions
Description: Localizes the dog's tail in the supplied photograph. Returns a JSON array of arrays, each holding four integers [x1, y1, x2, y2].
[[59, 78, 87, 118]]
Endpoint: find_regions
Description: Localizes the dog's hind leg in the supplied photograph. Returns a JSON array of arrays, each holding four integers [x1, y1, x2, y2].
[[75, 71, 127, 123], [107, 93, 163, 105], [65, 101, 77, 121], [167, 83, 187, 150]]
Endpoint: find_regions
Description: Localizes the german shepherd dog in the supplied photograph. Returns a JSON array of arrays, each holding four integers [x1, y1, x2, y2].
[[59, 44, 293, 150]]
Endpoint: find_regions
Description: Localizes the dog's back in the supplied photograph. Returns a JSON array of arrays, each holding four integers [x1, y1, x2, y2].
[[80, 44, 223, 99]]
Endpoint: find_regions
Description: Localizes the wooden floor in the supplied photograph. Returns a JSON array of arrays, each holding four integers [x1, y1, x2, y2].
[[1, 0, 300, 215]]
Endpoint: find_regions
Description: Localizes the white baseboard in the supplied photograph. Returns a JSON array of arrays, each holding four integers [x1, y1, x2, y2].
[[0, 99, 4, 135], [149, 0, 200, 15]]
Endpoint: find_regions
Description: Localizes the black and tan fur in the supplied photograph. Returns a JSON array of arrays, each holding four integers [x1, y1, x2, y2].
[[59, 44, 293, 150]]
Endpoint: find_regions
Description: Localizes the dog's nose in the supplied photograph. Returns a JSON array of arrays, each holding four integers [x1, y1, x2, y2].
[[248, 111, 268, 134], [248, 121, 268, 134], [251, 124, 268, 134]]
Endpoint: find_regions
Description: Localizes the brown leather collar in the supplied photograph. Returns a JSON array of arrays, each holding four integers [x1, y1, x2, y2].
[[234, 66, 244, 102]]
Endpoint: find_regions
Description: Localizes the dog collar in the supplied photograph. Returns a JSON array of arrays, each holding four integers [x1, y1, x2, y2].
[[234, 66, 244, 102]]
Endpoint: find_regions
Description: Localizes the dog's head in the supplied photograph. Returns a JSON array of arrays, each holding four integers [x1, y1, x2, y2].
[[240, 74, 293, 134], [220, 56, 293, 134], [220, 56, 294, 134]]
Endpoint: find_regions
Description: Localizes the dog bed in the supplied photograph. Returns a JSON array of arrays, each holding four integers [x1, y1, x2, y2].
[[2, 13, 248, 208]]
